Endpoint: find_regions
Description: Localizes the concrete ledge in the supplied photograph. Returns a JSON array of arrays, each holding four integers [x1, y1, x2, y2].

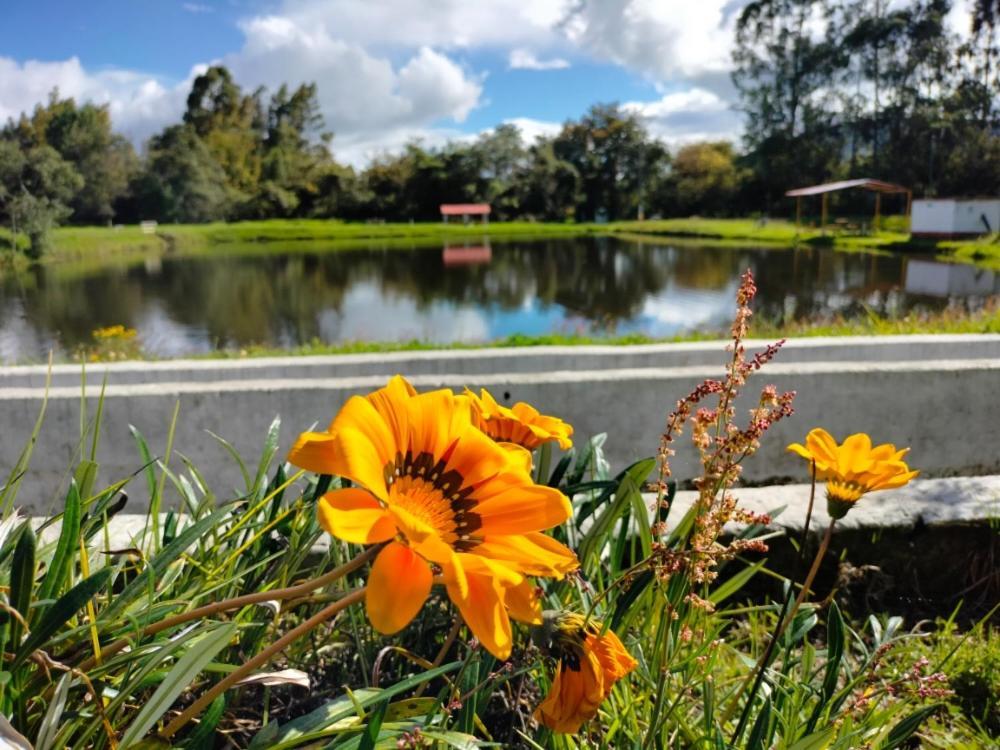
[[29, 476, 1000, 548], [2, 334, 998, 387], [658, 475, 1000, 533], [1, 338, 997, 513]]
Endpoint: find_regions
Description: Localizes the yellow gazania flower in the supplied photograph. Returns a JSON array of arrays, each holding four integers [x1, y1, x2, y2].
[[533, 612, 637, 734], [288, 376, 579, 659], [787, 428, 919, 519], [467, 388, 573, 451]]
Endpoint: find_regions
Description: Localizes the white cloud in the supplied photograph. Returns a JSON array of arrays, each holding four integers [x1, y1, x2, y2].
[[0, 0, 753, 165], [501, 117, 562, 144], [226, 17, 483, 164], [508, 49, 570, 70], [624, 87, 741, 145], [562, 0, 738, 85], [0, 56, 192, 145], [275, 0, 570, 50]]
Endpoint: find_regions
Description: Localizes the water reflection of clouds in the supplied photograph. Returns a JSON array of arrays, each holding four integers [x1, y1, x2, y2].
[[318, 282, 491, 343], [136, 301, 214, 357], [0, 298, 55, 363], [633, 282, 738, 336]]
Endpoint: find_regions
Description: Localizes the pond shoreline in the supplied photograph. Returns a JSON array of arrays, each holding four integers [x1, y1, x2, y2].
[[3, 217, 998, 270]]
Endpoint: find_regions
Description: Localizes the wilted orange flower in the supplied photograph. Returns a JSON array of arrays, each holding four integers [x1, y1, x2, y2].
[[288, 376, 578, 659], [534, 612, 637, 734], [787, 428, 919, 519], [467, 388, 573, 451]]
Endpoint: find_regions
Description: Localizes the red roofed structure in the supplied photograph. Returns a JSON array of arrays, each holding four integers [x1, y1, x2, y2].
[[440, 203, 491, 224]]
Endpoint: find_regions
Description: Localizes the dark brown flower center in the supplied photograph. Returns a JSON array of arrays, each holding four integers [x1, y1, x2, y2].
[[384, 450, 482, 551]]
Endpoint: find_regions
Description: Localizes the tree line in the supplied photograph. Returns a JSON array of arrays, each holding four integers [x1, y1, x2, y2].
[[1, 0, 998, 255]]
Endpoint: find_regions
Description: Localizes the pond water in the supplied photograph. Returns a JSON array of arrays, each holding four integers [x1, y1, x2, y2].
[[0, 236, 996, 362]]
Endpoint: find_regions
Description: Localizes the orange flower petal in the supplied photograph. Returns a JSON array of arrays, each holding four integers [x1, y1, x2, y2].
[[503, 579, 542, 624], [804, 428, 839, 466], [326, 427, 392, 503], [475, 532, 579, 578], [475, 483, 572, 535], [317, 489, 395, 545], [838, 433, 874, 476], [446, 570, 512, 660], [366, 542, 431, 634], [287, 431, 340, 475]]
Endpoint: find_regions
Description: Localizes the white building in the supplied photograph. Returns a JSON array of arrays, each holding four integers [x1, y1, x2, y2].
[[911, 198, 1000, 238]]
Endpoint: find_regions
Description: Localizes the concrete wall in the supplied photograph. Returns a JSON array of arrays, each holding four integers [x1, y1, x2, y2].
[[1, 335, 997, 514]]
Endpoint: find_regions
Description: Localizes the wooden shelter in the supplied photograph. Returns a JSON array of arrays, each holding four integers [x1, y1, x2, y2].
[[785, 179, 911, 232], [440, 203, 491, 224]]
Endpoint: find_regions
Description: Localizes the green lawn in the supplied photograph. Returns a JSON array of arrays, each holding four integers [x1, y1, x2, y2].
[[3, 217, 996, 270]]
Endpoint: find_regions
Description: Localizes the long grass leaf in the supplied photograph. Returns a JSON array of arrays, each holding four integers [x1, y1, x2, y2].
[[37, 481, 83, 607], [13, 567, 112, 667], [100, 505, 232, 623], [119, 621, 237, 748]]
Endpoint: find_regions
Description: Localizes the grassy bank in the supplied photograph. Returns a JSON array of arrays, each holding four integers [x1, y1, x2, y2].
[[114, 302, 992, 362], [4, 217, 998, 269]]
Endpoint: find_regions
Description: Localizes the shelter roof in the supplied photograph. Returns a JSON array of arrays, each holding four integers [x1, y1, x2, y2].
[[440, 203, 491, 215], [785, 179, 909, 197]]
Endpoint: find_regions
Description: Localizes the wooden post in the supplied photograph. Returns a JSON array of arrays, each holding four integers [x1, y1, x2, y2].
[[821, 192, 828, 234], [874, 191, 881, 233], [796, 196, 802, 231]]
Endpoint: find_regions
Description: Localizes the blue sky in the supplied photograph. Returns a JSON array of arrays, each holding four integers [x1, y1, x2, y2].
[[0, 0, 757, 165]]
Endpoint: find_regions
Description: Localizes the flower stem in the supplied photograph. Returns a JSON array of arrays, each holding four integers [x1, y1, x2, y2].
[[77, 545, 379, 673], [160, 587, 366, 740]]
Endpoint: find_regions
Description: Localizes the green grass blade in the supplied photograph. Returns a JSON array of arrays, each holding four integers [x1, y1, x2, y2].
[[129, 424, 159, 502], [708, 560, 766, 606], [356, 700, 388, 750], [881, 704, 941, 750], [100, 505, 232, 623], [37, 481, 83, 608], [119, 621, 238, 749], [13, 567, 112, 668], [8, 524, 36, 650]]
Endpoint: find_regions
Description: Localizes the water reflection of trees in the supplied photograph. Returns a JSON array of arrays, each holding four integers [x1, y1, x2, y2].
[[0, 237, 966, 355]]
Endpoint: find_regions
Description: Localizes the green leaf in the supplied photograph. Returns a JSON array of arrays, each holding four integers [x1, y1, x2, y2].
[[120, 622, 238, 749], [37, 481, 83, 608], [420, 729, 486, 749], [881, 704, 941, 749], [547, 453, 572, 488], [746, 696, 772, 750], [8, 524, 36, 649], [579, 458, 655, 567], [708, 559, 766, 605], [356, 700, 387, 750], [184, 694, 227, 750], [821, 601, 845, 699], [610, 570, 654, 630], [252, 662, 462, 750], [74, 460, 99, 502], [101, 505, 232, 622], [251, 416, 282, 496], [785, 725, 835, 750], [13, 568, 112, 668], [129, 424, 159, 502], [35, 672, 72, 750]]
